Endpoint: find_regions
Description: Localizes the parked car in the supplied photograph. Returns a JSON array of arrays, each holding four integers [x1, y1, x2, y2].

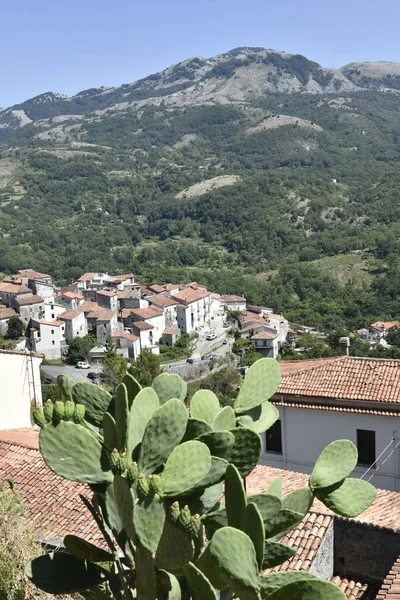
[[223, 322, 229, 328], [206, 333, 217, 341], [76, 361, 90, 369], [87, 372, 99, 381], [186, 358, 194, 364], [201, 354, 212, 361]]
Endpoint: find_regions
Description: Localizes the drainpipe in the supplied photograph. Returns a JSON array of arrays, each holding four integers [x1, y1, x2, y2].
[[281, 396, 287, 470]]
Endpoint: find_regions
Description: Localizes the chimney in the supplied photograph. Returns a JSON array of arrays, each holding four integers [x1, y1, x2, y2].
[[339, 336, 350, 356]]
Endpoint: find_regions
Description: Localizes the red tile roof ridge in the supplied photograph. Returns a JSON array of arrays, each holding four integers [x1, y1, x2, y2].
[[0, 428, 39, 449], [376, 556, 400, 599], [279, 356, 344, 377], [272, 399, 400, 417]]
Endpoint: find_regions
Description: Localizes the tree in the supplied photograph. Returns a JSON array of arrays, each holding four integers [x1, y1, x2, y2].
[[102, 336, 128, 392], [67, 334, 97, 364], [387, 326, 400, 347], [128, 348, 162, 386], [232, 337, 262, 367], [6, 317, 25, 340]]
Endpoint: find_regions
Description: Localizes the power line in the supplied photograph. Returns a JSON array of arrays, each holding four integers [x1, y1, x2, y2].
[[366, 439, 400, 484], [359, 431, 399, 483]]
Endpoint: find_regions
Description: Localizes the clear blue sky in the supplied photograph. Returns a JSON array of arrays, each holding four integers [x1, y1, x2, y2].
[[2, 0, 400, 107]]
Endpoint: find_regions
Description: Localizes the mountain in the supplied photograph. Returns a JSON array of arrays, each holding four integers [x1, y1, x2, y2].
[[2, 46, 400, 329]]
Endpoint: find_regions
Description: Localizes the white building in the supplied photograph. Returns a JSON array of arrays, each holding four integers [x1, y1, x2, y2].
[[171, 288, 212, 334], [60, 309, 88, 343], [0, 307, 18, 335], [0, 283, 32, 308], [251, 330, 279, 358], [112, 330, 141, 360], [0, 349, 43, 429], [131, 321, 160, 355], [28, 319, 66, 359], [148, 295, 179, 329], [260, 356, 400, 492], [130, 307, 165, 343], [15, 295, 45, 324], [56, 291, 85, 311], [95, 311, 118, 346], [221, 295, 247, 312]]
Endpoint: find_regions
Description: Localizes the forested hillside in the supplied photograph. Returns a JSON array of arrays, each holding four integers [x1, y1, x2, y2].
[[1, 47, 400, 328]]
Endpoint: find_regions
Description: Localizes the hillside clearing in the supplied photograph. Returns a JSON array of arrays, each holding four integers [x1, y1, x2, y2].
[[176, 175, 241, 198], [246, 114, 323, 135]]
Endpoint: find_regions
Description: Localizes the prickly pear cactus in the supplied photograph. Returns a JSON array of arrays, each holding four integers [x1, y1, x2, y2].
[[27, 360, 376, 600]]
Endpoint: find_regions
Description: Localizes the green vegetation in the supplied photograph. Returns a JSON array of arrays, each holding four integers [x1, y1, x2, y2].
[[6, 316, 25, 339], [187, 366, 242, 405], [128, 348, 162, 386], [66, 334, 98, 364], [102, 336, 128, 392], [28, 361, 376, 599], [159, 332, 197, 363]]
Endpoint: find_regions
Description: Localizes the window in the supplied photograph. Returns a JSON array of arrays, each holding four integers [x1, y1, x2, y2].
[[357, 429, 375, 467], [265, 420, 282, 454], [52, 314, 54, 319], [52, 341, 55, 346], [51, 330, 54, 334]]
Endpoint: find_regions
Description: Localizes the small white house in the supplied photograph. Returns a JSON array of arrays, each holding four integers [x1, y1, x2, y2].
[[0, 307, 19, 336], [171, 288, 212, 334], [131, 321, 160, 355], [221, 295, 247, 312], [130, 307, 165, 343], [28, 319, 66, 359], [148, 296, 179, 329], [15, 295, 45, 324], [60, 309, 88, 343], [112, 330, 141, 359]]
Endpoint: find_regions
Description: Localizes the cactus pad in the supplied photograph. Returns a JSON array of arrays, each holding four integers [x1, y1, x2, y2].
[[152, 372, 187, 403], [72, 383, 112, 428], [197, 545, 228, 591], [57, 374, 75, 402], [228, 427, 262, 477], [183, 562, 219, 600], [309, 440, 358, 490], [209, 527, 261, 598], [212, 406, 236, 431], [102, 412, 117, 452], [248, 493, 281, 523], [234, 358, 281, 414], [157, 570, 182, 599], [182, 417, 212, 442], [260, 571, 319, 596], [197, 430, 235, 460], [243, 503, 265, 570], [134, 494, 166, 553], [190, 390, 221, 424], [161, 440, 211, 496], [237, 401, 279, 434], [195, 456, 228, 489], [203, 506, 228, 539], [155, 519, 194, 571], [267, 476, 282, 498], [282, 487, 314, 515], [262, 541, 297, 568], [225, 464, 247, 529], [267, 579, 346, 599], [40, 421, 112, 484], [122, 372, 141, 408], [126, 387, 160, 460], [135, 544, 158, 600], [139, 398, 188, 475], [113, 474, 136, 541], [264, 508, 304, 539], [115, 383, 129, 451], [104, 482, 123, 534], [63, 535, 114, 562], [315, 478, 377, 517]]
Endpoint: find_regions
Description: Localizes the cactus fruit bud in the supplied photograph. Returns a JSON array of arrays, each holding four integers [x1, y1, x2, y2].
[[43, 400, 54, 423], [137, 474, 150, 499], [169, 501, 180, 523], [110, 449, 127, 475], [185, 513, 202, 539], [64, 400, 75, 421], [148, 474, 162, 496], [126, 462, 138, 486], [178, 505, 192, 532], [73, 404, 85, 424], [33, 408, 46, 428], [191, 513, 201, 535], [53, 401, 65, 424]]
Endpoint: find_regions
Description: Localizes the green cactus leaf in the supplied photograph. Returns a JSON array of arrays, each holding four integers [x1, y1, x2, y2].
[[104, 481, 123, 534], [57, 374, 75, 402], [183, 562, 219, 600], [266, 476, 283, 498], [237, 401, 279, 434], [134, 494, 166, 553], [25, 552, 107, 594], [122, 372, 141, 408], [182, 417, 212, 442], [225, 464, 247, 529], [126, 387, 160, 460], [63, 535, 114, 563], [190, 390, 221, 424], [248, 493, 282, 523], [212, 406, 236, 431], [115, 383, 129, 451], [229, 427, 262, 477], [157, 569, 182, 600], [315, 478, 377, 517], [39, 421, 112, 484], [242, 503, 265, 570], [113, 474, 136, 541], [282, 487, 314, 515], [33, 407, 46, 428], [102, 412, 117, 452], [197, 430, 235, 460], [264, 508, 304, 540], [260, 572, 319, 597], [72, 383, 112, 428], [197, 545, 228, 591], [152, 372, 187, 403], [136, 544, 158, 600], [161, 440, 211, 496], [309, 440, 358, 491], [267, 579, 346, 599], [234, 358, 281, 414], [155, 519, 194, 572], [203, 506, 228, 539], [139, 398, 188, 475], [195, 456, 228, 489], [209, 527, 261, 598], [262, 541, 297, 568], [184, 481, 223, 515]]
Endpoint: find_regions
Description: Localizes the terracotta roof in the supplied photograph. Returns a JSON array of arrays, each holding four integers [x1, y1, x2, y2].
[[0, 307, 18, 319], [376, 557, 400, 599], [163, 283, 181, 291], [77, 272, 98, 282], [241, 322, 276, 335], [132, 321, 154, 331], [185, 282, 207, 290], [78, 301, 103, 314], [121, 308, 133, 319], [171, 288, 210, 305], [267, 313, 286, 321], [62, 291, 84, 300], [111, 274, 134, 282], [163, 327, 180, 335], [277, 356, 400, 404], [247, 464, 400, 531], [273, 398, 400, 418], [278, 358, 342, 375], [130, 307, 163, 320], [97, 289, 117, 297], [147, 284, 165, 294], [0, 283, 32, 294], [221, 295, 246, 302], [149, 295, 179, 309], [17, 269, 50, 280], [331, 576, 369, 599], [94, 310, 115, 322], [117, 289, 138, 299], [112, 330, 139, 342], [371, 321, 400, 330], [36, 319, 64, 327], [16, 294, 44, 305], [60, 309, 82, 320], [251, 330, 278, 340], [0, 436, 99, 544]]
